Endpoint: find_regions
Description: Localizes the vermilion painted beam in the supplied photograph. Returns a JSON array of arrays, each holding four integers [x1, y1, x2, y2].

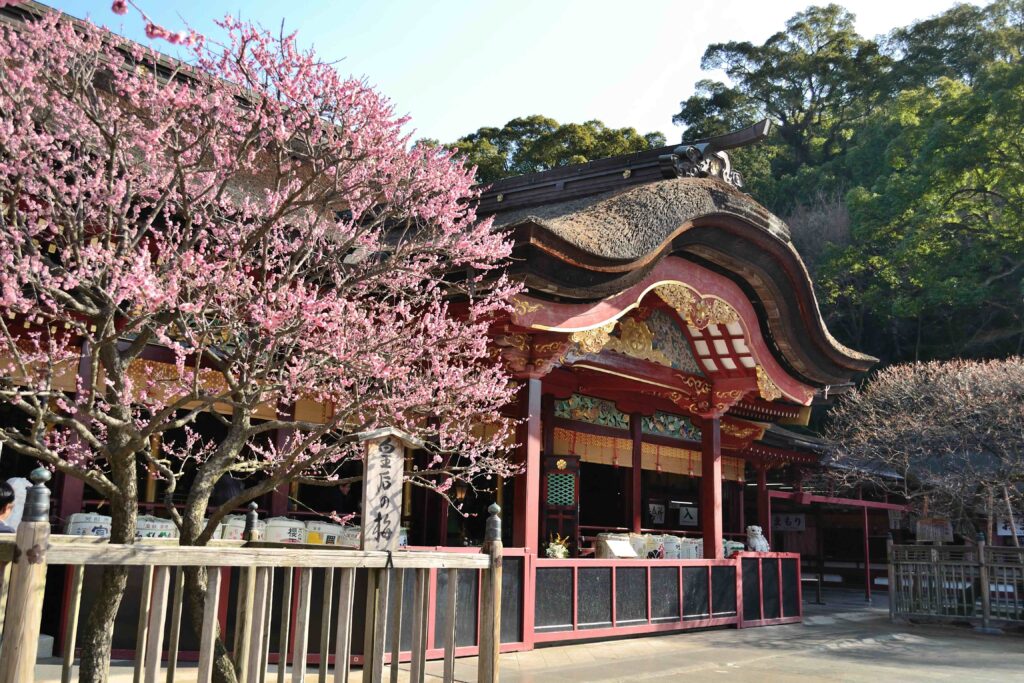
[[768, 491, 907, 511], [700, 417, 723, 559]]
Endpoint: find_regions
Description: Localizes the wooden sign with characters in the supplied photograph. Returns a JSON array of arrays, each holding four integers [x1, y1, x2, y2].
[[356, 427, 422, 552]]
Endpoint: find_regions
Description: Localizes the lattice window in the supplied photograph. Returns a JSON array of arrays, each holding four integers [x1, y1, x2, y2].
[[546, 473, 575, 507]]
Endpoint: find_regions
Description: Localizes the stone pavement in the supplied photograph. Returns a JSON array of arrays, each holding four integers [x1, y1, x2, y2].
[[34, 590, 1024, 682]]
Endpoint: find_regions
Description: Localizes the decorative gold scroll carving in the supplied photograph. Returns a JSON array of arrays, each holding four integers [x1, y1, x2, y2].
[[604, 317, 672, 366], [569, 322, 615, 354], [511, 297, 543, 316], [720, 420, 763, 440], [654, 283, 740, 330], [755, 365, 783, 402]]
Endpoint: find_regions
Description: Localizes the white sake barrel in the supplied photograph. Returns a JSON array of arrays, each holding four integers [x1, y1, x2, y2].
[[679, 537, 702, 559], [595, 533, 632, 559], [661, 534, 681, 559], [305, 520, 344, 546], [219, 514, 267, 540], [337, 525, 361, 548], [265, 517, 306, 544], [65, 512, 112, 537], [628, 533, 646, 557], [136, 515, 178, 539]]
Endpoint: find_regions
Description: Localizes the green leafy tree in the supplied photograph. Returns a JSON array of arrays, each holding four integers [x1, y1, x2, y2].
[[821, 61, 1024, 361], [673, 4, 890, 210], [450, 115, 666, 184]]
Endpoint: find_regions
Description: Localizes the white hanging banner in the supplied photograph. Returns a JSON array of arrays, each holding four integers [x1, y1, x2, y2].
[[772, 513, 806, 532], [997, 518, 1024, 537]]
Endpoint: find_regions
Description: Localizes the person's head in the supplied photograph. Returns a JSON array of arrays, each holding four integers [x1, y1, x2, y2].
[[0, 481, 14, 522]]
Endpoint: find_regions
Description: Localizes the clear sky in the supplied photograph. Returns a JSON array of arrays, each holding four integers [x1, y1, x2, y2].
[[44, 0, 977, 144]]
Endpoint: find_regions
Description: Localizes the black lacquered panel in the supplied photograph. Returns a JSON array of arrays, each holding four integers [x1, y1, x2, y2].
[[711, 565, 737, 616], [535, 567, 574, 632], [434, 566, 480, 646], [781, 558, 800, 617], [742, 558, 761, 620], [650, 567, 680, 621], [682, 567, 709, 618], [615, 567, 648, 625], [577, 567, 612, 629], [501, 557, 525, 642], [761, 558, 781, 619]]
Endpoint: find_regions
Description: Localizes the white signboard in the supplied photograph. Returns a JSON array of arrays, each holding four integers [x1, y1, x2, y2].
[[678, 506, 698, 527], [997, 518, 1024, 537], [360, 434, 406, 551], [648, 503, 665, 525], [772, 513, 806, 532]]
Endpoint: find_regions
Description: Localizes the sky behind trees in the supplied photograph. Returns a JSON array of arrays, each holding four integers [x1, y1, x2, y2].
[[47, 0, 976, 144]]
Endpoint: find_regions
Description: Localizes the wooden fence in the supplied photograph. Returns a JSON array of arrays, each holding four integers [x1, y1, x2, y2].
[[0, 470, 504, 683], [887, 538, 1024, 630]]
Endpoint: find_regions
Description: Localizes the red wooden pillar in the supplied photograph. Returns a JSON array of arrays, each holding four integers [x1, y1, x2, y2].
[[863, 505, 872, 603], [700, 417, 722, 560], [757, 465, 771, 546], [58, 474, 84, 523], [630, 413, 642, 533], [513, 377, 542, 551]]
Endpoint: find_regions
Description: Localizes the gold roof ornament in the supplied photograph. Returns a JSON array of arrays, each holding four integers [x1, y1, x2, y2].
[[654, 283, 739, 329], [569, 321, 616, 354], [604, 317, 671, 366], [756, 365, 784, 402]]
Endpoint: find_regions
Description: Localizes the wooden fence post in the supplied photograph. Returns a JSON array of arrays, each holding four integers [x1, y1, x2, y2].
[[974, 533, 1002, 634], [0, 467, 52, 683], [236, 502, 261, 680], [477, 503, 503, 683], [886, 534, 895, 622]]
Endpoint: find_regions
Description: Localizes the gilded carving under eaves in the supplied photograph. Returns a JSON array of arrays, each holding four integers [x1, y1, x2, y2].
[[755, 365, 783, 402], [654, 283, 740, 329], [512, 297, 544, 316], [604, 317, 672, 366], [569, 321, 616, 354]]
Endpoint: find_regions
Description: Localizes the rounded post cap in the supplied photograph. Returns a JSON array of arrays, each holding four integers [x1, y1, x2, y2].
[[29, 466, 51, 485], [976, 531, 986, 542], [247, 501, 259, 512], [487, 503, 501, 516]]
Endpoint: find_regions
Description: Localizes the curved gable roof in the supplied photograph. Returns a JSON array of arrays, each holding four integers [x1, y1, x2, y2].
[[481, 164, 875, 389]]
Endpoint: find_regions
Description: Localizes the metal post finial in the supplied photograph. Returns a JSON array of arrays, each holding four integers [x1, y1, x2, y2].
[[484, 503, 501, 543], [23, 466, 51, 523]]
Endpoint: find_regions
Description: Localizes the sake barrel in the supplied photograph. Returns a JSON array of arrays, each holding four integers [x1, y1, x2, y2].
[[265, 517, 307, 544], [136, 515, 178, 539], [219, 514, 266, 540], [306, 520, 344, 546], [337, 525, 361, 548], [65, 512, 112, 537], [628, 533, 646, 557], [661, 534, 681, 559], [595, 532, 634, 558]]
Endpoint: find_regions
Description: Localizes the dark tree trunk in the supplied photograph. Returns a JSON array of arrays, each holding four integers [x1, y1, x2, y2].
[[181, 472, 239, 683], [77, 491, 136, 683]]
